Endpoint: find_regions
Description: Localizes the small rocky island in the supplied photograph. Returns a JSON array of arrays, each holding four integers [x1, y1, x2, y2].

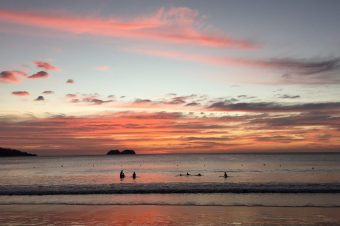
[[0, 147, 37, 157], [106, 149, 136, 155]]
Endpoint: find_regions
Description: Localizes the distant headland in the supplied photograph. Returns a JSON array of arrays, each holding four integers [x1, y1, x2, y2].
[[0, 147, 37, 157], [106, 149, 136, 155]]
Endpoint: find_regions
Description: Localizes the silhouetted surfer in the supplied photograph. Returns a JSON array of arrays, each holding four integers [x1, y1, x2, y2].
[[120, 170, 125, 179], [132, 171, 136, 179], [186, 172, 190, 176], [224, 172, 228, 178]]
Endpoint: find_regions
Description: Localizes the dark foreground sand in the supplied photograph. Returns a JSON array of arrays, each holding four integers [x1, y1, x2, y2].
[[1, 205, 340, 225]]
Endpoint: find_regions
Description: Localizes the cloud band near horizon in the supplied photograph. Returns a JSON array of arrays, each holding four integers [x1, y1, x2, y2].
[[1, 97, 339, 154]]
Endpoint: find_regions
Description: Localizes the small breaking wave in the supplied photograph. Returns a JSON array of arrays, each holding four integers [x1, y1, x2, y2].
[[1, 182, 340, 195]]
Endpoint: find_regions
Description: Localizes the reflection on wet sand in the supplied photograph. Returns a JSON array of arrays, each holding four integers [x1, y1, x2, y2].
[[0, 205, 339, 226]]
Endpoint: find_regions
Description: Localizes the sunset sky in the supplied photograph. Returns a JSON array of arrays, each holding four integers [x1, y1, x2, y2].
[[0, 0, 340, 155]]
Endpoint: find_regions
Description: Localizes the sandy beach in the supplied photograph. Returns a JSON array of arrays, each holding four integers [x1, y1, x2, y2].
[[1, 205, 340, 226]]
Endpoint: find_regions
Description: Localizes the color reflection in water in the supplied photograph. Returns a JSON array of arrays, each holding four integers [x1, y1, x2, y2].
[[0, 205, 339, 225]]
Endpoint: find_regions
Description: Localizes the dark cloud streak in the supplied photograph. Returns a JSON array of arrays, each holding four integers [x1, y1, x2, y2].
[[209, 101, 340, 112], [28, 71, 48, 79]]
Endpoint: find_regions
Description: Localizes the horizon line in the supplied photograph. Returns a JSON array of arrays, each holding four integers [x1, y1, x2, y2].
[[18, 151, 340, 157]]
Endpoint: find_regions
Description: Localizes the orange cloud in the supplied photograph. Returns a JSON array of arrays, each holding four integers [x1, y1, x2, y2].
[[0, 7, 257, 49], [12, 91, 30, 96], [0, 110, 339, 155]]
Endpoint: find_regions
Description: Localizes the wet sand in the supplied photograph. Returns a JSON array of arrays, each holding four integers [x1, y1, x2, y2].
[[0, 205, 339, 225]]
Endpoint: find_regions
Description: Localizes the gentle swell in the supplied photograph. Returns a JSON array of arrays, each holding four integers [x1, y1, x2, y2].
[[1, 182, 340, 195]]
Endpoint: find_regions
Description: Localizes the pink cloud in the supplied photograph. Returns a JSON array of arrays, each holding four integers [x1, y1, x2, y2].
[[34, 61, 58, 71], [132, 48, 340, 80], [12, 91, 30, 96], [96, 66, 111, 71], [28, 71, 48, 79], [130, 48, 256, 66], [0, 70, 26, 83], [0, 7, 257, 49], [131, 48, 273, 67]]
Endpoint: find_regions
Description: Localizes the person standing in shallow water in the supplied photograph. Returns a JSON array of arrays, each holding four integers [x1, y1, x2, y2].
[[133, 171, 136, 179], [120, 170, 125, 179], [224, 172, 228, 178]]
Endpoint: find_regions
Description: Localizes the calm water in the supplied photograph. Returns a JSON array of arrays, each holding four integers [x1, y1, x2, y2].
[[1, 153, 340, 185], [0, 153, 340, 206], [1, 153, 340, 225]]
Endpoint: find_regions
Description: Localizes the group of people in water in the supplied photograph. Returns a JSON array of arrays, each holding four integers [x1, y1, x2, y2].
[[179, 172, 202, 176], [120, 170, 228, 179], [179, 171, 228, 178], [120, 170, 136, 179]]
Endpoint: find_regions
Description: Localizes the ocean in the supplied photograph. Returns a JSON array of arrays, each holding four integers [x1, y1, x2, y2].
[[1, 153, 340, 225]]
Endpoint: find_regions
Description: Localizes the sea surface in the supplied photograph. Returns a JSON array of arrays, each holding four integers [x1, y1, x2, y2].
[[0, 153, 340, 206], [1, 153, 340, 185], [1, 153, 340, 225]]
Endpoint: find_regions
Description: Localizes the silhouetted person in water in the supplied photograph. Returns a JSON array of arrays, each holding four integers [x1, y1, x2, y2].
[[197, 173, 202, 176], [120, 170, 125, 179], [133, 171, 136, 179], [186, 172, 190, 176], [224, 172, 228, 178]]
